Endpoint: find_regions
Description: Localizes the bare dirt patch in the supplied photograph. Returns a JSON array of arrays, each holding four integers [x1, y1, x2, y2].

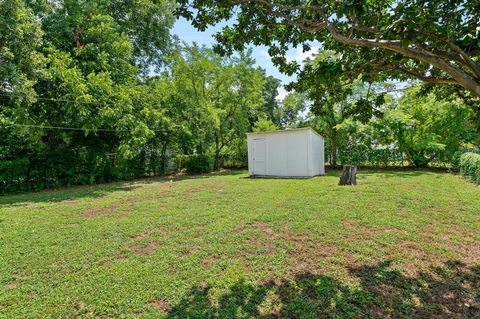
[[253, 221, 274, 236], [4, 280, 18, 289], [285, 234, 344, 274], [150, 299, 171, 312], [342, 219, 405, 239], [147, 181, 227, 203], [189, 182, 226, 194], [130, 227, 166, 241], [82, 206, 118, 218], [132, 241, 162, 256], [234, 220, 273, 236], [454, 242, 480, 265], [62, 199, 81, 205], [245, 236, 276, 254], [129, 226, 170, 256], [177, 244, 201, 257], [234, 221, 276, 255], [155, 189, 176, 200], [200, 255, 220, 269], [234, 221, 344, 273], [76, 301, 87, 310], [424, 224, 480, 266], [384, 223, 480, 274]]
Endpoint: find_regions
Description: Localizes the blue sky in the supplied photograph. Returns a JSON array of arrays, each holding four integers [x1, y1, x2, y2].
[[173, 17, 320, 100]]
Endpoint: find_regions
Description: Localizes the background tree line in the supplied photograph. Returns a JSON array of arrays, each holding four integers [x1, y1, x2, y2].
[[1, 0, 479, 193], [0, 0, 296, 192], [293, 51, 478, 168]]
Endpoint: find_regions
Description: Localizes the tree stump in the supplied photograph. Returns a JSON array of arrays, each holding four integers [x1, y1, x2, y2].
[[339, 165, 357, 186]]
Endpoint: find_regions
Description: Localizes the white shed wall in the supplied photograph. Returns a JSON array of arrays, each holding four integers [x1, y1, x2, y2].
[[247, 128, 324, 178], [309, 130, 325, 176]]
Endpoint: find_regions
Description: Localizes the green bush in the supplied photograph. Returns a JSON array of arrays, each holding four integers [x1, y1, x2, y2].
[[176, 154, 213, 174], [0, 147, 167, 194], [459, 152, 480, 183], [451, 151, 464, 172], [0, 159, 29, 193]]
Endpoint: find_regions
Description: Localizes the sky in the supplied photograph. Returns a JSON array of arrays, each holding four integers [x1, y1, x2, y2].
[[172, 17, 320, 101]]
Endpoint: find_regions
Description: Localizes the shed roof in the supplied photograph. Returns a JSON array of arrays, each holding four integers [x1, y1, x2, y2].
[[247, 127, 324, 139]]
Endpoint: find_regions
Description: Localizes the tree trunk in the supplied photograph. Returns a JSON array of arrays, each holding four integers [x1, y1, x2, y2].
[[339, 165, 357, 186], [214, 134, 220, 171], [331, 129, 337, 168], [214, 151, 220, 171], [159, 142, 168, 174]]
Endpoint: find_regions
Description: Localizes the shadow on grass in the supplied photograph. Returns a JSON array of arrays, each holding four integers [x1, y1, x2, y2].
[[359, 171, 438, 179], [166, 260, 479, 318], [0, 183, 143, 206], [0, 170, 246, 206], [141, 169, 246, 184]]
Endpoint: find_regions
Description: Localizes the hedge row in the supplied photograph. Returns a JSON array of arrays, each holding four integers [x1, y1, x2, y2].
[[458, 152, 480, 183], [0, 152, 248, 194], [0, 149, 165, 194], [175, 154, 213, 174], [174, 153, 247, 174]]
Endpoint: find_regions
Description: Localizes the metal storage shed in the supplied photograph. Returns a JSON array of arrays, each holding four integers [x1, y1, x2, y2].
[[247, 127, 325, 178]]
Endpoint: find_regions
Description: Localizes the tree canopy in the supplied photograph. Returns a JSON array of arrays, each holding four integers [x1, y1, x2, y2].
[[0, 0, 276, 192], [177, 0, 480, 98], [1, 0, 479, 192]]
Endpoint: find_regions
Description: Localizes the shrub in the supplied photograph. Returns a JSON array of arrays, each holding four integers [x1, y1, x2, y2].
[[458, 152, 480, 183], [451, 151, 463, 172], [0, 148, 164, 194], [0, 159, 29, 193], [176, 154, 213, 174]]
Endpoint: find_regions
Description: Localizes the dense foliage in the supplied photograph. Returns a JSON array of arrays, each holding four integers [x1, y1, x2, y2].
[[0, 1, 287, 192], [306, 85, 478, 168], [458, 152, 480, 183], [178, 0, 480, 98], [0, 0, 178, 192], [1, 1, 480, 193]]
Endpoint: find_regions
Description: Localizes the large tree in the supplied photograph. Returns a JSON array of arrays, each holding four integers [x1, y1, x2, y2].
[[1, 1, 177, 189], [177, 0, 480, 98], [0, 0, 43, 101], [169, 45, 265, 169], [290, 50, 387, 166], [259, 71, 281, 123], [383, 87, 477, 167]]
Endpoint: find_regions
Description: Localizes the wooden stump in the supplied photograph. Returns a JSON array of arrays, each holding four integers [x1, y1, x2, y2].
[[339, 165, 357, 186]]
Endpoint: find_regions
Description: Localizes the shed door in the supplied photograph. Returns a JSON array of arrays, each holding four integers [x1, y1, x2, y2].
[[252, 138, 266, 175]]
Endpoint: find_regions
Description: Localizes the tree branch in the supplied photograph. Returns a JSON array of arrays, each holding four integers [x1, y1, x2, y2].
[[321, 15, 480, 96], [217, 0, 480, 97], [418, 31, 480, 79], [235, 0, 325, 32], [397, 67, 457, 85]]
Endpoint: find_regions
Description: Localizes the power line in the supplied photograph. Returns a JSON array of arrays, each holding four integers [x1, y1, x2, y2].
[[2, 123, 165, 132], [4, 123, 129, 132], [0, 92, 148, 107], [1, 92, 167, 132]]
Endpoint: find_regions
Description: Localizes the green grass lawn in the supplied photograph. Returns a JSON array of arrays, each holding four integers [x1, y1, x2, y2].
[[0, 170, 479, 318]]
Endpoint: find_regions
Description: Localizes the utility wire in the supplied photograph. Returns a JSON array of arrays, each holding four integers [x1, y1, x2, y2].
[[0, 92, 146, 107], [1, 92, 167, 132], [2, 123, 166, 133], [3, 123, 131, 132]]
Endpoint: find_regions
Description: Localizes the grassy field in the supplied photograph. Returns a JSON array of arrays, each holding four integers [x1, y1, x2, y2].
[[0, 170, 479, 318]]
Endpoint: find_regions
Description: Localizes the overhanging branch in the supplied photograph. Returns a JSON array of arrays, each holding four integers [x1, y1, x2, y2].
[[397, 67, 457, 85]]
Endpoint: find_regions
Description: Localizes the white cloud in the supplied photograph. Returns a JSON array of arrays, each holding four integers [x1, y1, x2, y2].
[[276, 87, 288, 101], [259, 46, 319, 65], [259, 50, 270, 57], [286, 47, 319, 64]]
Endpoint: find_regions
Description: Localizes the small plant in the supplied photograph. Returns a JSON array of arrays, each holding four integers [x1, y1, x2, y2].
[[458, 152, 480, 183]]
